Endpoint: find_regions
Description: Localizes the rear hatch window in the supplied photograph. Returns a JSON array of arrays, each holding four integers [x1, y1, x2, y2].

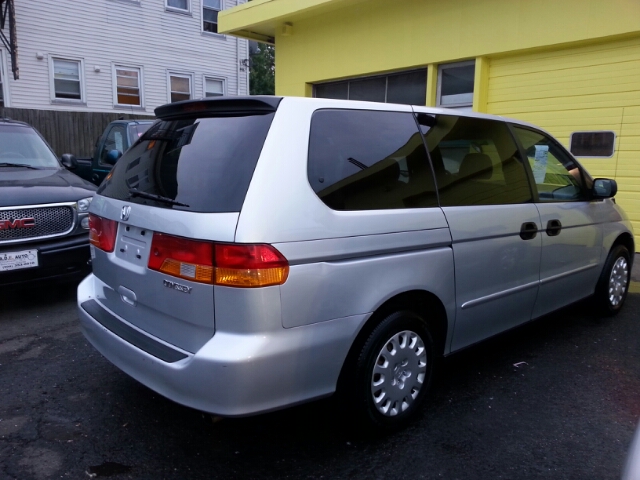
[[97, 112, 276, 212]]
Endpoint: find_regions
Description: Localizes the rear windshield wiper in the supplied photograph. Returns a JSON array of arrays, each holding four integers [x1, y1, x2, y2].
[[0, 162, 41, 170], [347, 157, 368, 170], [128, 188, 190, 208]]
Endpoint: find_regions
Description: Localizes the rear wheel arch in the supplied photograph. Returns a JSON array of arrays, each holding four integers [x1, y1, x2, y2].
[[336, 290, 448, 392]]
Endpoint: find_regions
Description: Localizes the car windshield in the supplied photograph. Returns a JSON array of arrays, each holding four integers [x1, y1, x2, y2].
[[0, 124, 60, 168]]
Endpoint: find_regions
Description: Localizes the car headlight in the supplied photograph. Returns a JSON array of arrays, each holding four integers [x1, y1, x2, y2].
[[77, 197, 93, 212]]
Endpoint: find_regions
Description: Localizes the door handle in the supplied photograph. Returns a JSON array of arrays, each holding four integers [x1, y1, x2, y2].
[[520, 222, 538, 240], [546, 219, 562, 236]]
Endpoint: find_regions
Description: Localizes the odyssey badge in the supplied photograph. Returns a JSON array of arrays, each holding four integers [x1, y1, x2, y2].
[[163, 279, 192, 294]]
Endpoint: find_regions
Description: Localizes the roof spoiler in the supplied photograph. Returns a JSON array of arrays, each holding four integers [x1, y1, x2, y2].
[[155, 96, 283, 120]]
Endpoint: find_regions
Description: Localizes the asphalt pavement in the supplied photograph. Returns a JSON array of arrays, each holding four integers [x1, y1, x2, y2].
[[0, 257, 639, 479]]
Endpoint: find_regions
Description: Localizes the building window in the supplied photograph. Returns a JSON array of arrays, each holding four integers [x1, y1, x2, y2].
[[114, 66, 142, 107], [314, 69, 427, 105], [570, 131, 616, 157], [204, 77, 224, 97], [203, 0, 221, 33], [437, 61, 475, 109], [166, 0, 189, 12], [51, 58, 83, 101], [169, 73, 192, 102]]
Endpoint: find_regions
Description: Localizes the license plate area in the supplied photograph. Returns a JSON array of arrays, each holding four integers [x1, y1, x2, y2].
[[0, 249, 38, 271], [114, 224, 152, 266]]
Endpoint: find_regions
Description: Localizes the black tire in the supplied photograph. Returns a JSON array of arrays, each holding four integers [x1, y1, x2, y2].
[[351, 311, 434, 431], [593, 245, 631, 316]]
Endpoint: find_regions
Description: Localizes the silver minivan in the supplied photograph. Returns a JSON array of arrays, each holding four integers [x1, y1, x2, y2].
[[78, 96, 634, 430]]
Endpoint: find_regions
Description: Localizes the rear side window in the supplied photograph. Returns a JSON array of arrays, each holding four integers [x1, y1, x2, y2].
[[97, 113, 275, 212], [308, 109, 437, 210], [422, 116, 532, 206]]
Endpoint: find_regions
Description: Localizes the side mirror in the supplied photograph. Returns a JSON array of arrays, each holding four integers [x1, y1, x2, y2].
[[592, 178, 617, 199], [105, 149, 123, 165], [61, 153, 77, 169]]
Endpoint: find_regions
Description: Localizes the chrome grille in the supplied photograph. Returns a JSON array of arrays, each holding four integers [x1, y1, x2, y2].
[[0, 205, 75, 243]]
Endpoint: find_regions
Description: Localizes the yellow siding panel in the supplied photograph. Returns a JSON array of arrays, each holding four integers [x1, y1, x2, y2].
[[490, 63, 640, 88], [617, 181, 640, 192], [490, 77, 640, 103], [491, 50, 640, 77], [491, 92, 640, 114], [619, 138, 640, 150], [490, 38, 640, 74]]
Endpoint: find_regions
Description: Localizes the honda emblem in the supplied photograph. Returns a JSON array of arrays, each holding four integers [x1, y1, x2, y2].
[[121, 205, 131, 222]]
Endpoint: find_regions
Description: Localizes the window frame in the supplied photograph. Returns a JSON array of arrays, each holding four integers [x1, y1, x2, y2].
[[112, 64, 144, 109], [165, 0, 190, 14], [569, 130, 616, 158], [167, 71, 193, 103], [436, 60, 475, 109], [49, 56, 85, 104], [202, 0, 223, 34], [203, 75, 226, 97]]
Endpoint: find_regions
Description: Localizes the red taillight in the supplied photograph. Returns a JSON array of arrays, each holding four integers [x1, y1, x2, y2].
[[89, 214, 117, 253], [148, 233, 214, 283], [147, 233, 289, 287]]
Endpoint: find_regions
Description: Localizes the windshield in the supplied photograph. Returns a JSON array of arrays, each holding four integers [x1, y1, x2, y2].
[[0, 124, 60, 168]]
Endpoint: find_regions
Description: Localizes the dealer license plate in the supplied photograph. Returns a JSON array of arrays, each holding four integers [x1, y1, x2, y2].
[[0, 249, 39, 272]]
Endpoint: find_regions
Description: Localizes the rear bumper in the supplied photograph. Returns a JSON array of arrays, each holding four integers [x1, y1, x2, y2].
[[0, 234, 91, 288], [77, 274, 364, 416]]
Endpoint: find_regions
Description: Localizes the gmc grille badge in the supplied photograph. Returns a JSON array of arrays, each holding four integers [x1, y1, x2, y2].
[[0, 217, 36, 230]]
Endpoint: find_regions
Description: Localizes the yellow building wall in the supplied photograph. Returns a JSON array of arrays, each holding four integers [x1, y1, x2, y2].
[[271, 0, 640, 97], [487, 37, 640, 239]]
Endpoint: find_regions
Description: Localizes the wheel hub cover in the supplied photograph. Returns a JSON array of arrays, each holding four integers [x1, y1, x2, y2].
[[608, 256, 629, 307], [371, 330, 427, 417]]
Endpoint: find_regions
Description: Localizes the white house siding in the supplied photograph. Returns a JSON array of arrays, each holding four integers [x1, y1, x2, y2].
[[2, 0, 249, 114]]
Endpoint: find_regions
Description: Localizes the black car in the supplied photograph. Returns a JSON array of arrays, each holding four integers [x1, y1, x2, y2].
[[0, 118, 97, 288]]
